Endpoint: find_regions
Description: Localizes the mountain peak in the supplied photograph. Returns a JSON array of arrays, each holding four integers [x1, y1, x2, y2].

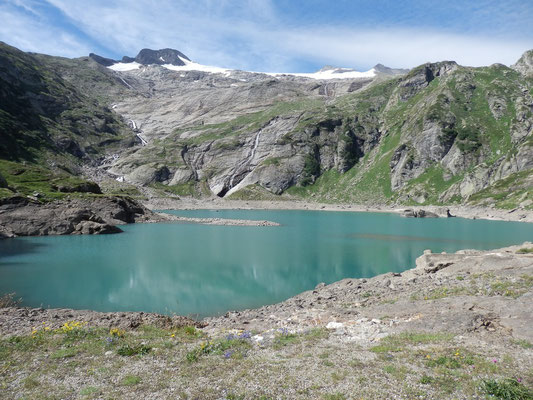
[[89, 48, 191, 67], [373, 63, 410, 75], [511, 49, 533, 77], [134, 48, 190, 66]]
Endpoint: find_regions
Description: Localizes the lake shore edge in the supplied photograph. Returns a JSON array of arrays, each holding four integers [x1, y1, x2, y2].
[[1, 241, 532, 398], [2, 241, 532, 335], [145, 197, 533, 224]]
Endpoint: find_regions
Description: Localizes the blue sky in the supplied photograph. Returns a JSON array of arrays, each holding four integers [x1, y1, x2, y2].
[[1, 0, 533, 72]]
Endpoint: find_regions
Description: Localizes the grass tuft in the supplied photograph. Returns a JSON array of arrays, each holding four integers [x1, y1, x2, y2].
[[481, 378, 533, 400]]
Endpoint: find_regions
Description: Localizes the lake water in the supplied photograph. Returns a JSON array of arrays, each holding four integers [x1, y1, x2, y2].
[[0, 210, 532, 318]]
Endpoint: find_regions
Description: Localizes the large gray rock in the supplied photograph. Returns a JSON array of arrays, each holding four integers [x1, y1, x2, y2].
[[0, 196, 155, 238], [512, 50, 533, 77]]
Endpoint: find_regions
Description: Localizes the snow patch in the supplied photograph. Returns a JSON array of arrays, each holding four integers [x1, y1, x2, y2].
[[108, 56, 376, 80], [267, 68, 376, 80], [108, 62, 142, 71], [162, 56, 230, 74]]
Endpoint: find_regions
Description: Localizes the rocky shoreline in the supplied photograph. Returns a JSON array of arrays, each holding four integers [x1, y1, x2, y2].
[[2, 242, 532, 340], [0, 196, 281, 239], [1, 243, 532, 399], [0, 196, 161, 239], [1, 192, 531, 240], [145, 197, 533, 223]]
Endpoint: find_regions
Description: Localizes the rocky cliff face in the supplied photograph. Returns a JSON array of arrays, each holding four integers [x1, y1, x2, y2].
[[0, 42, 532, 210], [512, 50, 533, 77]]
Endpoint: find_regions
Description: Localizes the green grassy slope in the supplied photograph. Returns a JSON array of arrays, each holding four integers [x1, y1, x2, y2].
[[0, 42, 134, 200]]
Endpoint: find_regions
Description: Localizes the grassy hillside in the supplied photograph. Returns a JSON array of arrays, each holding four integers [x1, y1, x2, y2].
[[0, 42, 134, 200]]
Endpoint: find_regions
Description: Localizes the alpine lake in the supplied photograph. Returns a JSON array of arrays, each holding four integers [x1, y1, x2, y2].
[[1, 209, 532, 318]]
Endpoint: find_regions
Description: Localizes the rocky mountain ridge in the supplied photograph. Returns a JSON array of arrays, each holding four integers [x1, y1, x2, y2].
[[0, 42, 532, 212], [90, 48, 191, 67]]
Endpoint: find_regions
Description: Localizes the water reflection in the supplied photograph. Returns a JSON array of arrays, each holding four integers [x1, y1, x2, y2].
[[1, 210, 532, 317]]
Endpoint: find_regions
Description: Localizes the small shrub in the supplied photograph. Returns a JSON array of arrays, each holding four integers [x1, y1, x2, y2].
[[0, 293, 21, 308], [186, 334, 252, 362], [273, 329, 300, 349], [516, 247, 533, 254], [420, 375, 434, 384], [304, 327, 330, 341], [512, 339, 532, 349], [116, 344, 151, 356], [59, 321, 92, 342], [427, 355, 461, 369], [121, 374, 141, 386], [323, 393, 346, 400], [226, 393, 245, 400], [51, 347, 78, 359], [481, 378, 532, 400], [370, 343, 402, 353], [109, 328, 125, 338], [23, 376, 40, 389], [80, 386, 99, 396]]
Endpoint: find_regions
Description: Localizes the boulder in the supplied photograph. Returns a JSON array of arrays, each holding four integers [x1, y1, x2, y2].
[[53, 181, 102, 194], [402, 209, 439, 218]]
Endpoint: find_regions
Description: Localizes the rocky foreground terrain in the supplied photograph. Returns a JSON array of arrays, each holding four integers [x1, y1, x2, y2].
[[1, 243, 532, 399]]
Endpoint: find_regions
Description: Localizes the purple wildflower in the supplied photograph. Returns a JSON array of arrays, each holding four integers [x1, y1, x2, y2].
[[224, 350, 234, 359], [239, 331, 251, 339]]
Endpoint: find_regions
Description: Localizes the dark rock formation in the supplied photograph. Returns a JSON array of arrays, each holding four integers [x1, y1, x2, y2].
[[88, 53, 117, 67], [134, 48, 191, 66], [0, 196, 158, 238], [52, 181, 102, 194]]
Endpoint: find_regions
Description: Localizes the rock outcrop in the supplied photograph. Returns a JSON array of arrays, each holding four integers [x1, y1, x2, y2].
[[134, 48, 190, 65], [512, 49, 533, 77], [0, 196, 157, 238], [401, 209, 439, 218]]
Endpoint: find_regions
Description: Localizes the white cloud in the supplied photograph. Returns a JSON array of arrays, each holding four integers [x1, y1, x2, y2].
[[3, 0, 532, 71], [0, 2, 93, 57], [279, 28, 532, 70]]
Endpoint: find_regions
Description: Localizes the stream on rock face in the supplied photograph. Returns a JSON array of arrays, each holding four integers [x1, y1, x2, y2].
[[1, 209, 532, 318]]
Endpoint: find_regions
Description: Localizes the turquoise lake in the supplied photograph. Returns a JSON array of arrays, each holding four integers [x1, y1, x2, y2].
[[0, 210, 532, 318]]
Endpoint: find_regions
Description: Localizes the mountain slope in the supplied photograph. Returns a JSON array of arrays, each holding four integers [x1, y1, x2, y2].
[[105, 53, 532, 209], [0, 42, 136, 199], [0, 43, 531, 210]]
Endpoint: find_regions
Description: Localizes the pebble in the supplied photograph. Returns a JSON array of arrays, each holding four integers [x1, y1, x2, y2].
[[326, 321, 344, 330]]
